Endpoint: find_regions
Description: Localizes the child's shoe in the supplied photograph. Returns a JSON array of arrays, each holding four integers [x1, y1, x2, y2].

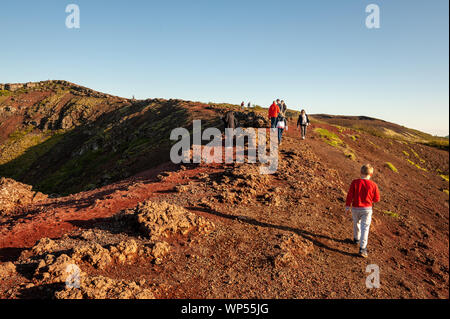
[[359, 248, 368, 258]]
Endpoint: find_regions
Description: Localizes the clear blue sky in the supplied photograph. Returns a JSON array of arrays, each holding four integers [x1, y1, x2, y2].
[[0, 0, 448, 136]]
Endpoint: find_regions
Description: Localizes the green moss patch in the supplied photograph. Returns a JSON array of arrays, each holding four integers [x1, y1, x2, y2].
[[406, 159, 427, 172], [314, 128, 344, 147], [385, 162, 398, 173], [410, 148, 426, 163], [383, 210, 399, 218]]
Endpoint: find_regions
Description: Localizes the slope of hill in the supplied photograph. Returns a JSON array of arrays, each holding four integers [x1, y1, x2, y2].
[[311, 114, 449, 150], [0, 82, 448, 299], [0, 81, 222, 194]]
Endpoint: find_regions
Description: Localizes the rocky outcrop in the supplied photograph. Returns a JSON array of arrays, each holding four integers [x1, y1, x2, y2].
[[34, 254, 79, 283], [55, 275, 154, 299], [234, 111, 269, 128], [12, 202, 211, 299], [0, 178, 47, 214], [72, 242, 113, 270], [16, 232, 167, 299], [0, 262, 16, 277], [132, 200, 215, 240], [197, 163, 271, 205], [26, 233, 173, 272]]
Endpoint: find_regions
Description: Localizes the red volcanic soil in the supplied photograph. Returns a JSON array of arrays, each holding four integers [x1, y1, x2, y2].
[[0, 122, 448, 299], [0, 162, 218, 251]]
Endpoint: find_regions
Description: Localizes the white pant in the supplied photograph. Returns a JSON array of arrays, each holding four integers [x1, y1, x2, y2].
[[352, 208, 373, 250]]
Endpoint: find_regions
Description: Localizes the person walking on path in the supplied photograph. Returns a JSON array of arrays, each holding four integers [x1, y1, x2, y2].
[[240, 101, 245, 109], [268, 101, 280, 128], [345, 164, 381, 258], [223, 111, 239, 129], [296, 109, 310, 140], [276, 113, 287, 145]]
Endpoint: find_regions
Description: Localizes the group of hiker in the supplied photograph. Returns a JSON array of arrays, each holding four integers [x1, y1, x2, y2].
[[266, 100, 380, 258], [268, 99, 310, 145], [221, 102, 380, 258], [222, 99, 311, 145], [240, 101, 251, 109]]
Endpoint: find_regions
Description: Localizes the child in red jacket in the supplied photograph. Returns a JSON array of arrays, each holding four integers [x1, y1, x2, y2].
[[345, 164, 380, 258]]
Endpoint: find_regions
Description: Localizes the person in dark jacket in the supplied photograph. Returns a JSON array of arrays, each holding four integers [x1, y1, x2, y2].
[[280, 100, 287, 117], [223, 111, 239, 129], [296, 109, 310, 139]]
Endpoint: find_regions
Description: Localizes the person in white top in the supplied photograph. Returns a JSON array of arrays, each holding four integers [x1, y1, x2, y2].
[[276, 113, 287, 145]]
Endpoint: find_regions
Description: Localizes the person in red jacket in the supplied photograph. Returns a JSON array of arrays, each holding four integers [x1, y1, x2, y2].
[[345, 164, 380, 258], [268, 101, 280, 128]]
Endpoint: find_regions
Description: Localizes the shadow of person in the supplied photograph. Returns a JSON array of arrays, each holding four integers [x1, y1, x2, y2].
[[186, 206, 358, 258]]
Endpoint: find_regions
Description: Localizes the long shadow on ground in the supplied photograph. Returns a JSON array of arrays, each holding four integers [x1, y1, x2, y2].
[[187, 206, 358, 258]]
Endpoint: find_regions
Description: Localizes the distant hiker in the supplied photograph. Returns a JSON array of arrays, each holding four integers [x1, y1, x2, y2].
[[276, 113, 287, 145], [268, 101, 280, 128], [241, 101, 245, 109], [223, 111, 239, 129], [280, 100, 287, 117], [345, 164, 381, 258], [296, 109, 310, 140], [247, 102, 251, 108]]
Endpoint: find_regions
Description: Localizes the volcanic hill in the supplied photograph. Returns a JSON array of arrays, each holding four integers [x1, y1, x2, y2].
[[0, 81, 448, 299]]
